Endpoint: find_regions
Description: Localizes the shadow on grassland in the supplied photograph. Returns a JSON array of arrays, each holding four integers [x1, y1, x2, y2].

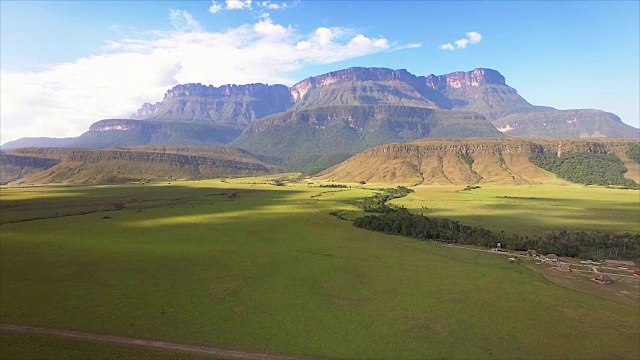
[[0, 184, 307, 225]]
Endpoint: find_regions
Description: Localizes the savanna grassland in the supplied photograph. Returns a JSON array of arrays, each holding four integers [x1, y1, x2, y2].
[[390, 184, 640, 235], [1, 178, 639, 359]]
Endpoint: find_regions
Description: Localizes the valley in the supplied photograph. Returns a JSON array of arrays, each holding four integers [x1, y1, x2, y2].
[[1, 178, 639, 359]]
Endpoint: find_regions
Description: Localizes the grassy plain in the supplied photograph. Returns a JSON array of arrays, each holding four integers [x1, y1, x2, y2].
[[391, 184, 640, 235], [1, 179, 639, 359]]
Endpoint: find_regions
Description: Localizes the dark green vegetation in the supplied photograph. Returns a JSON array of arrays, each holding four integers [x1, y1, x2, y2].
[[353, 186, 640, 260], [530, 151, 639, 189], [355, 204, 640, 261], [626, 143, 640, 163], [1, 181, 639, 359], [357, 186, 414, 212]]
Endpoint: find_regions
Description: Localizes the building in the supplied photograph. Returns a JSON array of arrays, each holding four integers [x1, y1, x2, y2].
[[592, 274, 614, 284], [546, 254, 559, 262], [557, 263, 571, 272]]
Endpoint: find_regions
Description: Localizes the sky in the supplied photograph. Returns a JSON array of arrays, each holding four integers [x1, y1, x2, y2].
[[1, 0, 638, 144]]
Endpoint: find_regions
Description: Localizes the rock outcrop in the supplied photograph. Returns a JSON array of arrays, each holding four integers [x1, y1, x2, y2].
[[131, 83, 293, 127]]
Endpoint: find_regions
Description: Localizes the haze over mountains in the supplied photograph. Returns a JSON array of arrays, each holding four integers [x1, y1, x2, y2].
[[2, 66, 638, 181]]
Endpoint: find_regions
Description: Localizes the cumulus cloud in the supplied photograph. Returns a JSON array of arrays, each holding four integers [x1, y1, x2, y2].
[[439, 31, 482, 51], [0, 10, 404, 143], [467, 31, 482, 44]]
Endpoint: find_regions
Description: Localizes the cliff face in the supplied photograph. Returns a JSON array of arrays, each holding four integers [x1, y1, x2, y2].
[[131, 83, 293, 127], [0, 154, 60, 184], [289, 67, 531, 119], [425, 68, 506, 91]]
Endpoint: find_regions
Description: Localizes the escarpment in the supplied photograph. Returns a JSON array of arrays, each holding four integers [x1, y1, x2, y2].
[[318, 138, 640, 186], [5, 146, 275, 185]]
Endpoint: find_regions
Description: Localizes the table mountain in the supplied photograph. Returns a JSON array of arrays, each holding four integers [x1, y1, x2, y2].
[[5, 66, 638, 175], [131, 83, 293, 127]]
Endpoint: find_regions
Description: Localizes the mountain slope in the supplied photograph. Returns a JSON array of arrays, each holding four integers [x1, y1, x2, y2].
[[230, 105, 503, 173], [5, 146, 276, 185], [493, 109, 640, 138], [1, 137, 77, 151], [318, 138, 640, 186], [72, 119, 241, 149]]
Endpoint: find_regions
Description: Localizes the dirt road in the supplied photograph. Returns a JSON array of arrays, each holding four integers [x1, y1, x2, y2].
[[0, 324, 308, 360]]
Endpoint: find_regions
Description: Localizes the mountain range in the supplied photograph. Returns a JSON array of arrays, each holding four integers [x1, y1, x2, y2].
[[2, 66, 638, 178]]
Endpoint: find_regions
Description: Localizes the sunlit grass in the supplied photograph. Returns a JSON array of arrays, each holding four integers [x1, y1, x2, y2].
[[1, 181, 638, 359]]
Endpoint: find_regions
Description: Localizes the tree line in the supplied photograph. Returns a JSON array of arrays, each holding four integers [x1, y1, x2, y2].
[[529, 151, 639, 189], [352, 187, 640, 261]]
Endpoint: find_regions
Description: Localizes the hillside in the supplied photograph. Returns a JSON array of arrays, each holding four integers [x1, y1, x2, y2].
[[318, 138, 640, 186], [230, 105, 503, 173], [493, 109, 640, 138], [0, 154, 60, 185], [3, 146, 275, 185], [72, 119, 242, 148]]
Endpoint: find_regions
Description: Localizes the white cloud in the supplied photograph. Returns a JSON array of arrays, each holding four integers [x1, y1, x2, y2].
[[0, 11, 405, 144], [439, 43, 454, 51], [209, 1, 223, 14], [454, 38, 468, 49], [226, 0, 252, 10], [209, 0, 292, 15], [439, 31, 482, 51], [169, 10, 202, 32], [467, 31, 482, 44]]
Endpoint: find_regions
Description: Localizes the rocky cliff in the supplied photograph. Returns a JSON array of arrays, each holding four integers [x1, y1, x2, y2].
[[0, 153, 60, 184], [131, 83, 293, 127]]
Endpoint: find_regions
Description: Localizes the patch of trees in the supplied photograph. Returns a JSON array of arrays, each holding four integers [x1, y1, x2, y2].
[[350, 186, 640, 262], [319, 184, 348, 188], [357, 186, 414, 213], [530, 151, 639, 189], [354, 208, 640, 261], [626, 143, 640, 164]]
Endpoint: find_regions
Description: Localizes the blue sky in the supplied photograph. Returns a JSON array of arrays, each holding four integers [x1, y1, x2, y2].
[[1, 0, 638, 143]]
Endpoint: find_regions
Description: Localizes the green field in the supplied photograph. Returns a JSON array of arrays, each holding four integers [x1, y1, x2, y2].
[[1, 179, 639, 359], [391, 184, 640, 235]]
